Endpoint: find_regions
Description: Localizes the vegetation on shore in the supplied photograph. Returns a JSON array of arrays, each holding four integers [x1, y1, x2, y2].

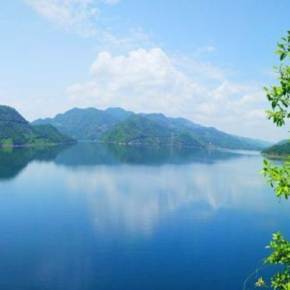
[[262, 140, 290, 159]]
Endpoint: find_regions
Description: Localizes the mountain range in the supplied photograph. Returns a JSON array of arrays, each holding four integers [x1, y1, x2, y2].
[[33, 107, 270, 151], [0, 105, 74, 147]]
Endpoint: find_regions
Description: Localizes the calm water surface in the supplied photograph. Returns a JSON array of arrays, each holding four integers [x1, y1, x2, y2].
[[0, 143, 289, 290]]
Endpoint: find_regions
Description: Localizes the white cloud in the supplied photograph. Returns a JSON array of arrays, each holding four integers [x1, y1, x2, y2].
[[66, 47, 286, 141], [25, 0, 120, 36], [24, 0, 153, 51], [67, 48, 205, 119]]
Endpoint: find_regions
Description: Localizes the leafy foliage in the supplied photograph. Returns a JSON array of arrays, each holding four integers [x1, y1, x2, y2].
[[263, 159, 290, 199], [262, 31, 290, 200], [255, 31, 290, 290], [265, 233, 290, 289], [265, 31, 290, 127]]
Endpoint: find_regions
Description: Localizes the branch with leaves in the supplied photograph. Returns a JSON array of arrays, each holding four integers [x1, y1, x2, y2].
[[265, 31, 290, 128], [256, 31, 290, 290]]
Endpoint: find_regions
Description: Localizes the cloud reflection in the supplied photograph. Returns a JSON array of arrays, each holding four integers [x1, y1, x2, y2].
[[64, 157, 272, 236]]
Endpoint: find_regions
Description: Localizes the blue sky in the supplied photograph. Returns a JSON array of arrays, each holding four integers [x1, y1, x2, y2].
[[0, 0, 289, 141]]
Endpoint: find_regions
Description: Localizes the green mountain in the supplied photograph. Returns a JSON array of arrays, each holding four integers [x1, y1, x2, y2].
[[33, 107, 132, 140], [0, 105, 74, 147], [143, 113, 269, 150], [262, 140, 290, 158], [101, 115, 203, 148], [33, 107, 270, 150]]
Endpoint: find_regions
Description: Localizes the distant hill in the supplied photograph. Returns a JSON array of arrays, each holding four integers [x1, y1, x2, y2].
[[262, 140, 290, 158], [33, 107, 270, 151], [143, 113, 269, 150], [0, 105, 74, 147], [101, 114, 203, 148], [33, 107, 132, 140]]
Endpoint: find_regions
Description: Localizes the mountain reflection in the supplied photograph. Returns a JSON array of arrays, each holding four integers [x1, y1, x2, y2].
[[0, 145, 69, 180], [55, 143, 244, 167], [0, 143, 247, 180]]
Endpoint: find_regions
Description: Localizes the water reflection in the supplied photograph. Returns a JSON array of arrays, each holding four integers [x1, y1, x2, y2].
[[0, 143, 289, 290], [0, 145, 69, 180], [0, 144, 272, 236], [55, 143, 244, 166], [63, 156, 278, 236], [0, 143, 246, 180]]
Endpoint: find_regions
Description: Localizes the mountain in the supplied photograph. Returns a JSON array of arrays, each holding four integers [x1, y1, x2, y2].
[[33, 107, 132, 140], [101, 114, 203, 147], [262, 140, 290, 158], [143, 113, 269, 150], [0, 105, 74, 147], [33, 107, 270, 151]]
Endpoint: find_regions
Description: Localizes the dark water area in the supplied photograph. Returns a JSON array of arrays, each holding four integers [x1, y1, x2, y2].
[[0, 143, 289, 290]]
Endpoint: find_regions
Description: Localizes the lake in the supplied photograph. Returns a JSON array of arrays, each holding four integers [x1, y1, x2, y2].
[[0, 143, 289, 290]]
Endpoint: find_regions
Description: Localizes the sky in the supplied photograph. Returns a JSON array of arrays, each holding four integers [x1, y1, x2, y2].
[[0, 0, 289, 141]]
